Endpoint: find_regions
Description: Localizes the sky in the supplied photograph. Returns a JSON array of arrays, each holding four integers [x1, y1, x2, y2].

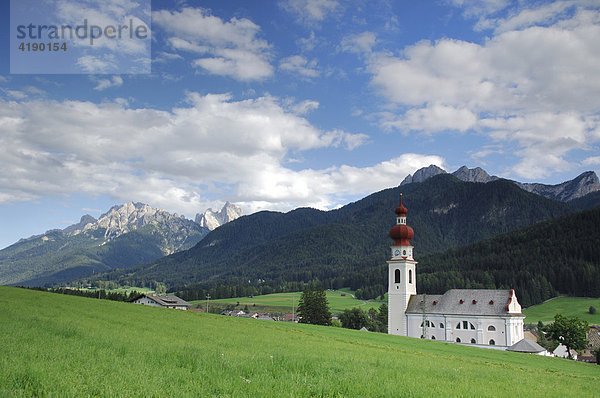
[[1, 0, 599, 250]]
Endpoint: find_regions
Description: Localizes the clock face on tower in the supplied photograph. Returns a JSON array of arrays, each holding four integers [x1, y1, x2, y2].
[[394, 249, 400, 256]]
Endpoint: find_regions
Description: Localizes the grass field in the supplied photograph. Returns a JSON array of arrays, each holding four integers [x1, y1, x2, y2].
[[194, 289, 384, 314], [1, 286, 598, 397], [523, 297, 600, 325]]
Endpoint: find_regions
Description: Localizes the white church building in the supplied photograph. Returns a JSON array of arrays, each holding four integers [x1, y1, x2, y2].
[[388, 195, 525, 347]]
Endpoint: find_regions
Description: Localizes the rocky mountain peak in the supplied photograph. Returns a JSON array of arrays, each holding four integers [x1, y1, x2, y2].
[[62, 214, 97, 236], [400, 165, 446, 185], [516, 171, 600, 202], [195, 202, 243, 231], [63, 202, 193, 240], [452, 166, 498, 183]]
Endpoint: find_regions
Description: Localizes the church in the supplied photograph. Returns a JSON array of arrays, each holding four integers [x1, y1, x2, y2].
[[388, 195, 525, 347]]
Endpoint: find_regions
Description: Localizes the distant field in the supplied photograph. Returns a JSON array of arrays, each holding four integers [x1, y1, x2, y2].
[[1, 286, 598, 397], [523, 297, 600, 325], [195, 289, 385, 314]]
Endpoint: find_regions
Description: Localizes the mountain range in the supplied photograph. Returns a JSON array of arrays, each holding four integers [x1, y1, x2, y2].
[[0, 202, 241, 286], [402, 165, 600, 202], [3, 165, 599, 305], [78, 167, 600, 306]]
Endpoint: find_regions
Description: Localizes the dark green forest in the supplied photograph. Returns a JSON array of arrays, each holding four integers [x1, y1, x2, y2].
[[76, 174, 600, 306], [418, 205, 600, 307]]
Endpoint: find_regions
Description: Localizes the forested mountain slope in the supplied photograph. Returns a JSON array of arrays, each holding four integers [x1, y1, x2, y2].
[[418, 205, 600, 307], [82, 175, 583, 304], [0, 203, 209, 286]]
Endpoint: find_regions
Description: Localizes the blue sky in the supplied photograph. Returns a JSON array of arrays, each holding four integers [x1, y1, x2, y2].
[[1, 0, 599, 250]]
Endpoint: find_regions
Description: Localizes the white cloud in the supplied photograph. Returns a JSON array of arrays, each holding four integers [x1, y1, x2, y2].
[[298, 31, 318, 52], [382, 104, 478, 133], [583, 156, 600, 166], [153, 7, 274, 81], [473, 1, 598, 33], [481, 112, 590, 178], [236, 153, 446, 212], [288, 99, 320, 115], [77, 55, 118, 73], [47, 0, 151, 74], [279, 55, 320, 79], [2, 90, 28, 100], [367, 4, 600, 179], [155, 51, 184, 63], [1, 86, 46, 100], [0, 94, 388, 215], [280, 0, 340, 26], [93, 76, 123, 91], [450, 0, 511, 18], [341, 32, 377, 54]]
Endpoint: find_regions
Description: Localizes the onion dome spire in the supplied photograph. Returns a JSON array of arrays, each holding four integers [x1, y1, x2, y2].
[[389, 193, 414, 246], [395, 193, 408, 217]]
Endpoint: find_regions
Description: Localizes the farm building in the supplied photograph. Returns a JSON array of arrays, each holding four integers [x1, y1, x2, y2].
[[132, 294, 190, 310]]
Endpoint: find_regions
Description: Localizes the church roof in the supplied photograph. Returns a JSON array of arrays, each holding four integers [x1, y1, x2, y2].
[[507, 339, 546, 353], [405, 289, 523, 317]]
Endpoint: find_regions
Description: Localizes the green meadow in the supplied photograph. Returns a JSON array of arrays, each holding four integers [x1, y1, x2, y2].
[[1, 286, 598, 397], [198, 289, 384, 314], [523, 297, 600, 325]]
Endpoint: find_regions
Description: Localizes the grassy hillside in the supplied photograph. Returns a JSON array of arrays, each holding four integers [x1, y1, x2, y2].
[[523, 297, 600, 325], [201, 289, 383, 314], [1, 286, 598, 397]]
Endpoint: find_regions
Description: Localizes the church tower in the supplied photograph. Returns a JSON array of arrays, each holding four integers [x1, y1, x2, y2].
[[388, 194, 417, 335]]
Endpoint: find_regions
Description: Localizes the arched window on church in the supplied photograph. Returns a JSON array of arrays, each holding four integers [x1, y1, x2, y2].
[[440, 323, 444, 328], [394, 269, 400, 284], [431, 336, 436, 340], [489, 339, 495, 346], [408, 269, 412, 284], [456, 337, 461, 343], [470, 338, 476, 344], [470, 322, 475, 330], [488, 325, 496, 331]]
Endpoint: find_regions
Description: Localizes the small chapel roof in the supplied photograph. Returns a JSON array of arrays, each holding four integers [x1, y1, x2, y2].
[[405, 289, 523, 317], [507, 338, 546, 353]]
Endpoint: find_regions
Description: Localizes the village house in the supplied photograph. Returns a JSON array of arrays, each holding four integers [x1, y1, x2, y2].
[[579, 325, 600, 363], [132, 294, 190, 310], [221, 309, 247, 317], [553, 344, 578, 360], [280, 313, 299, 322]]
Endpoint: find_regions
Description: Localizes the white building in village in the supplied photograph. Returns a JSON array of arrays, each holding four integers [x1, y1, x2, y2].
[[388, 195, 525, 347], [133, 294, 190, 310]]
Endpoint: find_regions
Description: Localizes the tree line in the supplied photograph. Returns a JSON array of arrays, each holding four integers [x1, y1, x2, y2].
[[19, 286, 143, 302]]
